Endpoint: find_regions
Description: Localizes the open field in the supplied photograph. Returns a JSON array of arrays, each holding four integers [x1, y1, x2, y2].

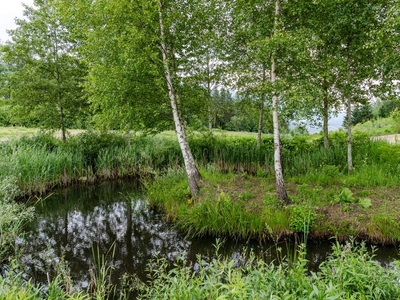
[[371, 134, 400, 144], [0, 127, 85, 141], [0, 126, 39, 140]]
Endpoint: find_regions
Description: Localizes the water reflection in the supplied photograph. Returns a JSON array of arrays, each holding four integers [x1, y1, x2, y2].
[[18, 180, 399, 294], [19, 181, 191, 289]]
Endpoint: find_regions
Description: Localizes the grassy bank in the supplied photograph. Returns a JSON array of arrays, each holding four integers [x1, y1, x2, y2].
[[147, 169, 400, 244], [1, 130, 399, 244], [145, 131, 400, 244]]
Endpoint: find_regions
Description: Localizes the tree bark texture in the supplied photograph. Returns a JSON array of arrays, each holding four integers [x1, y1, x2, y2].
[[257, 67, 266, 149], [158, 0, 201, 197], [323, 92, 329, 149], [271, 0, 290, 205], [347, 97, 353, 171]]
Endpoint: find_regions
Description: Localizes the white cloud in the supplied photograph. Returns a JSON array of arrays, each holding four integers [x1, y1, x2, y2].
[[0, 0, 34, 43]]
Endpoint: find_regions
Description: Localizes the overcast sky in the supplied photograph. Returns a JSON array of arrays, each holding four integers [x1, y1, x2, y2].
[[0, 0, 34, 43]]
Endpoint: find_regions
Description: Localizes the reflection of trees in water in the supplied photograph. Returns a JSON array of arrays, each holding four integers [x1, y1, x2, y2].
[[19, 198, 190, 287]]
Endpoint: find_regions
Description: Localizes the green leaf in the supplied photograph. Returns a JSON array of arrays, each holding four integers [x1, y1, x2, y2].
[[358, 197, 372, 209]]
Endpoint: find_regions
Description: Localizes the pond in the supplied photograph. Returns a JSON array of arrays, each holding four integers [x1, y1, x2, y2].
[[18, 180, 399, 297]]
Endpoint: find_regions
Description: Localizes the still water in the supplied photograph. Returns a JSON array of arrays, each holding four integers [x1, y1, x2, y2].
[[18, 180, 399, 294]]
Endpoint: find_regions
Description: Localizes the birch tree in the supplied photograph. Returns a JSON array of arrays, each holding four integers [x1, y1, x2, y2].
[[157, 0, 201, 196], [270, 0, 289, 204], [314, 0, 388, 171], [72, 0, 202, 196]]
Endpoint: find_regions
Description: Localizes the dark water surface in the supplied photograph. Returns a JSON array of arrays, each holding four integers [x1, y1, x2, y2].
[[19, 180, 399, 294]]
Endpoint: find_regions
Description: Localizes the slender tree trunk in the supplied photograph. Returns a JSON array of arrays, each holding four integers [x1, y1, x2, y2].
[[257, 67, 266, 149], [323, 92, 329, 149], [257, 100, 264, 149], [208, 106, 213, 133], [206, 53, 213, 134], [347, 97, 353, 171], [346, 57, 353, 172], [271, 0, 290, 205], [158, 0, 201, 197], [59, 102, 66, 141]]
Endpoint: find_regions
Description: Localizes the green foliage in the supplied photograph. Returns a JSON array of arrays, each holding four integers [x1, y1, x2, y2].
[[319, 240, 400, 299], [352, 103, 374, 126], [334, 187, 356, 204], [370, 215, 400, 243], [1, 0, 88, 137], [376, 99, 400, 118], [288, 205, 316, 233], [89, 244, 117, 299], [391, 108, 400, 132], [333, 188, 372, 210], [353, 116, 399, 135], [0, 104, 12, 127], [141, 240, 400, 299], [0, 199, 34, 263], [63, 131, 126, 167], [0, 174, 34, 262], [0, 266, 42, 300]]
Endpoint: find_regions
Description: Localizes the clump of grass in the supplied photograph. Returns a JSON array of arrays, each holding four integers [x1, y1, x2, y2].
[[287, 205, 317, 234], [176, 192, 266, 239], [367, 215, 400, 244]]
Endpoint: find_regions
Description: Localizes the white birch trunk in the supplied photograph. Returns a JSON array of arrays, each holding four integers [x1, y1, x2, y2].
[[206, 53, 213, 134], [323, 92, 329, 149], [347, 97, 353, 171], [158, 0, 201, 196], [257, 67, 266, 149], [257, 100, 264, 149], [271, 0, 289, 204], [346, 58, 353, 172]]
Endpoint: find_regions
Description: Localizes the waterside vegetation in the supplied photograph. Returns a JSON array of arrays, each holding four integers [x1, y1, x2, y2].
[[0, 129, 398, 244], [0, 130, 400, 298]]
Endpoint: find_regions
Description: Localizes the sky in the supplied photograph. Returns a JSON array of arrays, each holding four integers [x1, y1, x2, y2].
[[0, 0, 34, 43]]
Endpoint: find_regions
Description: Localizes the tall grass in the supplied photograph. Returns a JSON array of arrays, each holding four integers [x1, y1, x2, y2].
[[176, 194, 267, 239], [1, 130, 400, 197]]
